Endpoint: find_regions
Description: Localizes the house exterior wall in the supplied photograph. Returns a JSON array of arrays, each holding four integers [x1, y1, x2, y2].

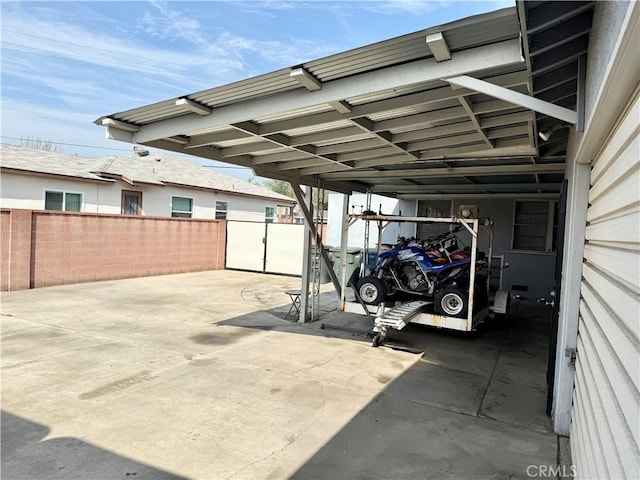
[[0, 209, 226, 291], [551, 2, 639, 477], [0, 172, 104, 212], [572, 88, 639, 480], [327, 193, 557, 300], [1, 172, 292, 221]]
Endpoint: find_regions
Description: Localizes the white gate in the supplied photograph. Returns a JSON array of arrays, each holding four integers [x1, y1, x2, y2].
[[264, 223, 304, 275], [225, 221, 265, 271], [572, 89, 639, 479], [225, 221, 304, 275]]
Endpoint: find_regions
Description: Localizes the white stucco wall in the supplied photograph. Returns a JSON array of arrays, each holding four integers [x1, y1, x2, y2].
[[1, 172, 292, 221], [1, 173, 105, 212]]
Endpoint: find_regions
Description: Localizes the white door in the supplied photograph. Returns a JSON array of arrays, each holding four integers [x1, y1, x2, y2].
[[225, 221, 265, 272], [572, 89, 640, 479]]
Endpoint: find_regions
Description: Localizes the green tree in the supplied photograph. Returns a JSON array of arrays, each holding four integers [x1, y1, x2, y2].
[[263, 179, 293, 197]]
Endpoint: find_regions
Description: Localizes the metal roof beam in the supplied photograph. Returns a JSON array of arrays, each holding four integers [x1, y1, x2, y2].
[[300, 163, 352, 176], [457, 97, 493, 148], [131, 39, 523, 143], [288, 126, 365, 146], [528, 11, 592, 57], [221, 141, 284, 157], [370, 183, 561, 193], [418, 138, 535, 159], [252, 151, 311, 164], [175, 98, 212, 116], [320, 163, 564, 180], [531, 36, 589, 76], [257, 71, 528, 138], [398, 192, 560, 200], [532, 63, 578, 94], [278, 158, 333, 170], [444, 75, 578, 124], [185, 130, 250, 149], [408, 132, 484, 152], [316, 138, 384, 155], [353, 140, 535, 169], [525, 1, 593, 35]]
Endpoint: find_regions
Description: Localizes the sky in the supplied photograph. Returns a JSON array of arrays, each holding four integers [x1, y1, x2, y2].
[[1, 0, 512, 181]]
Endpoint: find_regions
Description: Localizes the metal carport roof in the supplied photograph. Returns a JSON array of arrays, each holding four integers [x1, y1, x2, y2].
[[96, 2, 593, 200]]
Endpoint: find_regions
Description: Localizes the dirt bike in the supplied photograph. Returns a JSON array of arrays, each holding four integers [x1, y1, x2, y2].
[[355, 233, 487, 318]]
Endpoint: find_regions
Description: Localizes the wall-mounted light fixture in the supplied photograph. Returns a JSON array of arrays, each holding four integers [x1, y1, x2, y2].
[[538, 123, 568, 142]]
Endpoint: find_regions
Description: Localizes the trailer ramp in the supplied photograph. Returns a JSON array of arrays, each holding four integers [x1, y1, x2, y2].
[[372, 300, 430, 346]]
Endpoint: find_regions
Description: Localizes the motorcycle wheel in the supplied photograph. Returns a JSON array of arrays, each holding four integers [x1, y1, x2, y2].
[[355, 276, 386, 305], [435, 287, 468, 318]]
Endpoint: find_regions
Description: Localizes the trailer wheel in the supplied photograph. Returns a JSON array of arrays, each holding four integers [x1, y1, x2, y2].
[[355, 276, 385, 305], [435, 287, 468, 318]]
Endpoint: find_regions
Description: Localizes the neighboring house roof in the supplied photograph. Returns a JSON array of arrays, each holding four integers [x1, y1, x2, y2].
[[94, 150, 296, 203], [0, 144, 110, 183], [0, 144, 296, 204]]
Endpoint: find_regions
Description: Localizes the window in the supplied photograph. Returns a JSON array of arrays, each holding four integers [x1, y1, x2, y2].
[[512, 201, 558, 252], [215, 201, 228, 220], [45, 191, 82, 212], [171, 196, 193, 218], [416, 200, 453, 240], [122, 191, 142, 215], [265, 206, 275, 223]]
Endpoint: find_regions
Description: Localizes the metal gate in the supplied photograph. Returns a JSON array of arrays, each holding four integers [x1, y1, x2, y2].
[[571, 89, 639, 479], [225, 221, 304, 275]]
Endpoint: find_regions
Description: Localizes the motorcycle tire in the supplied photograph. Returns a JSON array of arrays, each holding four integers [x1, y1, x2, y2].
[[435, 287, 468, 318], [355, 276, 386, 305]]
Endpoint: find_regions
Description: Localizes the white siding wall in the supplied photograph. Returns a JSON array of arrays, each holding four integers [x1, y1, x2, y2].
[[0, 173, 290, 221], [571, 89, 640, 479]]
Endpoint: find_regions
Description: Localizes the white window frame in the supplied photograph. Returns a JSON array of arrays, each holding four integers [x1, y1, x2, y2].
[[43, 189, 84, 212], [511, 200, 558, 253], [215, 200, 228, 220], [171, 195, 194, 218], [265, 206, 275, 223]]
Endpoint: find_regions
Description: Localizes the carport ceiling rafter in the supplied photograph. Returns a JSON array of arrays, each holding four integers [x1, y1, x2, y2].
[[96, 6, 587, 198]]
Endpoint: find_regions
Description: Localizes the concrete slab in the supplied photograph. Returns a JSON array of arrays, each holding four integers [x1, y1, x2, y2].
[[1, 271, 559, 479], [292, 392, 557, 480]]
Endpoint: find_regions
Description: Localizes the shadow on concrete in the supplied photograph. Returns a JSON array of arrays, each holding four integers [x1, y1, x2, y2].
[[287, 299, 556, 480], [221, 297, 557, 479], [1, 410, 187, 480]]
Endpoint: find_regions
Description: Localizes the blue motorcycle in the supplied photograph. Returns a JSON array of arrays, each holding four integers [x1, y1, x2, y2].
[[355, 235, 485, 318]]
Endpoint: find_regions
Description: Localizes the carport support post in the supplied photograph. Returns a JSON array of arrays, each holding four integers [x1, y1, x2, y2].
[[552, 154, 590, 436], [339, 194, 350, 310], [291, 183, 344, 320], [299, 186, 313, 323]]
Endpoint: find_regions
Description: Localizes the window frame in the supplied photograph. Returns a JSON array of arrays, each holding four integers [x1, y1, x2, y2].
[[171, 195, 194, 218], [121, 190, 143, 215], [511, 200, 558, 253], [265, 206, 275, 223], [214, 200, 228, 220], [44, 189, 84, 212]]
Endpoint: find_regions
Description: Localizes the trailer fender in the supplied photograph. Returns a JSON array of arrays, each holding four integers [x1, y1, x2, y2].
[[491, 289, 510, 315]]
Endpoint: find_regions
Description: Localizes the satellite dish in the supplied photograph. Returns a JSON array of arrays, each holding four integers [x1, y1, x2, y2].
[[133, 145, 149, 156]]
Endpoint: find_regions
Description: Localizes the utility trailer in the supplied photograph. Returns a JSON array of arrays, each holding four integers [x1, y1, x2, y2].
[[339, 212, 509, 346]]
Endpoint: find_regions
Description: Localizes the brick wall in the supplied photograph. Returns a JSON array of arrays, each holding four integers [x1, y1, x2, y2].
[[0, 209, 226, 291]]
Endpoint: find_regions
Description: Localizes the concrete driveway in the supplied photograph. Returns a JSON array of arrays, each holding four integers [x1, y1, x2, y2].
[[1, 271, 559, 479]]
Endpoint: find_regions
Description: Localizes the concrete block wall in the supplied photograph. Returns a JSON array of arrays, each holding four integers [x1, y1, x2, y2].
[[0, 209, 226, 291]]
